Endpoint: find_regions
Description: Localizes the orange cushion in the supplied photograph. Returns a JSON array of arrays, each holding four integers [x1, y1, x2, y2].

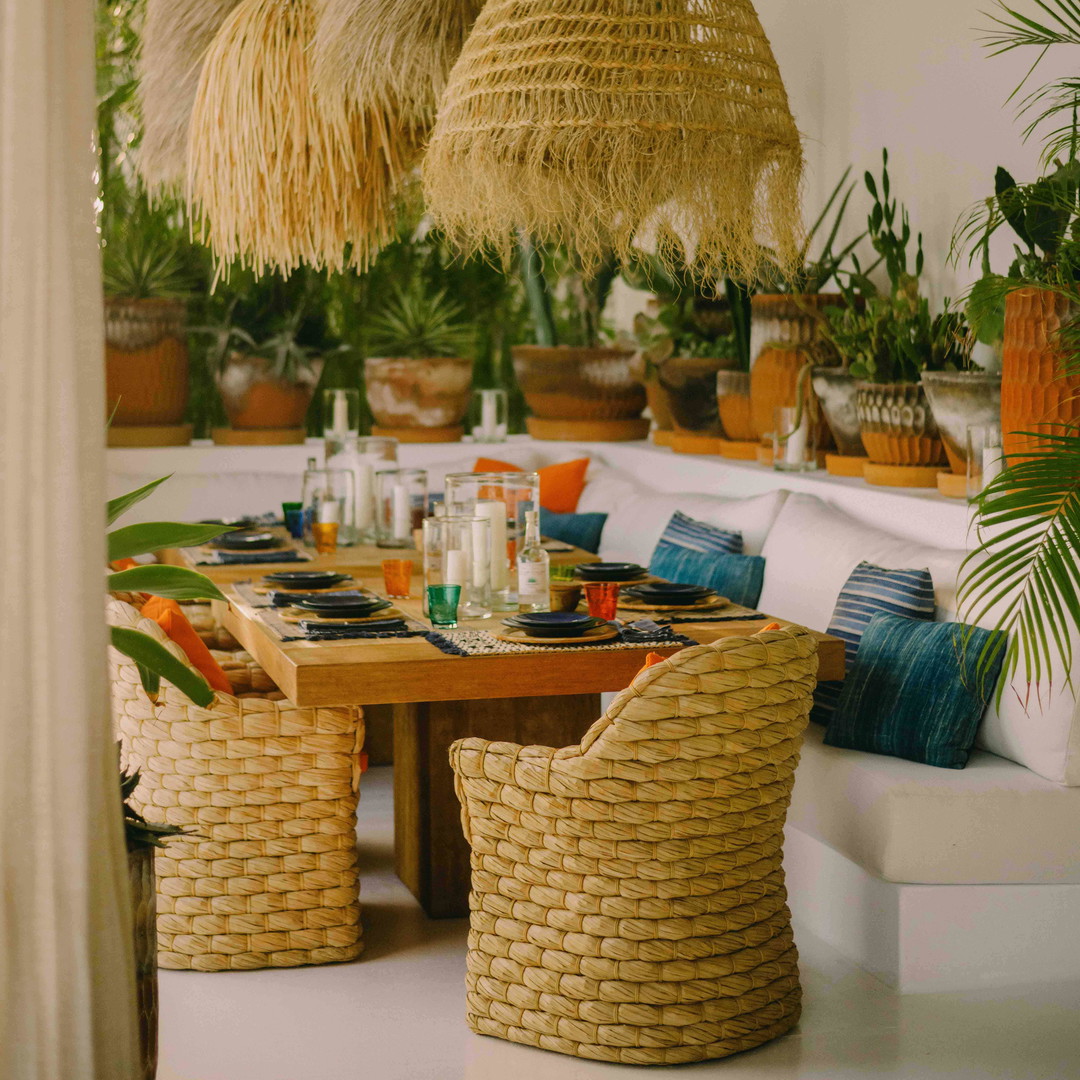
[[473, 456, 590, 514], [636, 652, 668, 677], [758, 622, 782, 632], [139, 597, 233, 695]]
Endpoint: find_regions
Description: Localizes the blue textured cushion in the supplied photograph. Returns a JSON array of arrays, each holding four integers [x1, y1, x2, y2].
[[655, 510, 743, 555], [824, 612, 1005, 769], [538, 509, 608, 554], [649, 545, 765, 608], [811, 562, 936, 725]]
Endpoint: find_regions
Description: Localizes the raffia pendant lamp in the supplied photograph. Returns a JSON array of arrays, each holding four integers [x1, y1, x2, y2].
[[423, 0, 805, 283], [136, 0, 241, 194], [312, 0, 484, 127], [187, 0, 417, 276]]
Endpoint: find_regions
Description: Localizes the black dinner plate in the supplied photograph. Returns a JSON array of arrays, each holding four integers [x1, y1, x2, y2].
[[263, 570, 351, 588], [625, 583, 714, 602], [576, 562, 647, 582], [295, 596, 391, 617], [213, 530, 283, 551], [503, 615, 607, 638], [512, 611, 595, 628]]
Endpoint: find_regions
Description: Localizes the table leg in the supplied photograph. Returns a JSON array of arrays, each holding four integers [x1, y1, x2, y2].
[[393, 694, 601, 919]]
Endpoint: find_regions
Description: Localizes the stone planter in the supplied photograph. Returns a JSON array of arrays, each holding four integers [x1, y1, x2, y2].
[[129, 845, 158, 1080], [512, 345, 647, 440], [214, 353, 324, 443], [716, 370, 754, 441], [658, 355, 738, 436], [920, 370, 1002, 474], [1001, 288, 1080, 458], [364, 355, 472, 441], [811, 367, 864, 457], [856, 381, 945, 466], [105, 297, 191, 446]]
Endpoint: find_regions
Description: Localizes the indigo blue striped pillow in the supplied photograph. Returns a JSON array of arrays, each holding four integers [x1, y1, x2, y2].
[[811, 562, 936, 725], [825, 613, 1005, 769], [654, 511, 743, 556]]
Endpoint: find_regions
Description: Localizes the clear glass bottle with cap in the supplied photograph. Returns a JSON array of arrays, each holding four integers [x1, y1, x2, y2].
[[516, 509, 550, 613]]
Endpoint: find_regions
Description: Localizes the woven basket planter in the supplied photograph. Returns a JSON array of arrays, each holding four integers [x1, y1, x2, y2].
[[450, 626, 818, 1065], [108, 598, 365, 971]]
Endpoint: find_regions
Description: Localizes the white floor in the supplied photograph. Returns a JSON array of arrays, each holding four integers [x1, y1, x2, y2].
[[158, 767, 1080, 1080]]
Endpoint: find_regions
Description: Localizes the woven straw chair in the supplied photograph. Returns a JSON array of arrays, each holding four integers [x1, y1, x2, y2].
[[449, 626, 818, 1065], [108, 597, 365, 971]]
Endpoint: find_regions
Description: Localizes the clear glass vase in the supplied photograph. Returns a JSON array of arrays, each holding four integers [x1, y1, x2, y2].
[[375, 468, 428, 548]]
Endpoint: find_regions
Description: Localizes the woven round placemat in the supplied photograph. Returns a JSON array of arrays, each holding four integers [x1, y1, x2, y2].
[[450, 626, 817, 1064], [108, 598, 365, 971]]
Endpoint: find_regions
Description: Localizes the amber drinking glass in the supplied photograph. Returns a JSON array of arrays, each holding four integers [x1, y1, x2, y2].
[[381, 559, 413, 599], [584, 582, 620, 621]]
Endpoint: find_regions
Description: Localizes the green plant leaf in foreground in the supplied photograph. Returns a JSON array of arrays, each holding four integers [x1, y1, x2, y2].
[[958, 426, 1080, 699], [108, 521, 234, 561], [107, 564, 227, 601], [110, 626, 214, 707], [106, 475, 172, 525]]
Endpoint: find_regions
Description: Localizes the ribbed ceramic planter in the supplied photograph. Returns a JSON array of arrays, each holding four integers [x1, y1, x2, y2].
[[105, 297, 189, 427], [216, 353, 324, 433], [856, 381, 945, 466], [658, 355, 738, 435], [1001, 288, 1080, 457], [749, 293, 841, 365], [811, 367, 864, 457], [512, 345, 642, 420], [715, 370, 754, 441], [364, 355, 472, 434], [129, 845, 158, 1080], [920, 370, 1002, 474]]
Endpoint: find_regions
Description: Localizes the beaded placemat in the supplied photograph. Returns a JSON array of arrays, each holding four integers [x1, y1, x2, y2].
[[426, 621, 697, 657]]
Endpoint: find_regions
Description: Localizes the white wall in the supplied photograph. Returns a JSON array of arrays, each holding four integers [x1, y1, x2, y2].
[[757, 0, 1057, 303]]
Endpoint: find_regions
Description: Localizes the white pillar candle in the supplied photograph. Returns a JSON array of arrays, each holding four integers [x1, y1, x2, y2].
[[331, 393, 349, 437], [982, 446, 1003, 489], [445, 548, 468, 587], [470, 519, 490, 588], [477, 500, 508, 591], [391, 484, 410, 540], [354, 461, 374, 530], [318, 496, 340, 524], [783, 422, 808, 467], [480, 391, 497, 437]]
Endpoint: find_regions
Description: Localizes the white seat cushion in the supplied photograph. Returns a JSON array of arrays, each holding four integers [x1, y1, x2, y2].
[[590, 485, 788, 564], [790, 725, 1080, 884]]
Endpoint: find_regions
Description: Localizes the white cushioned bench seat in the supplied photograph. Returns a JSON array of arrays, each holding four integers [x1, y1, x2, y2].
[[790, 724, 1080, 885]]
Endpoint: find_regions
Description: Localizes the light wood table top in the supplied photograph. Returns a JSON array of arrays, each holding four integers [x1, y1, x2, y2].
[[222, 576, 845, 708], [165, 529, 599, 586]]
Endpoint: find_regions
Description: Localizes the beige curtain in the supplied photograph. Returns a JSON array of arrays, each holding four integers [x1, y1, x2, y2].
[[0, 0, 140, 1077]]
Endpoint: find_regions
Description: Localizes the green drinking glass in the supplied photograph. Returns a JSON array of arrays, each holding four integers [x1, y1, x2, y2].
[[426, 584, 462, 628]]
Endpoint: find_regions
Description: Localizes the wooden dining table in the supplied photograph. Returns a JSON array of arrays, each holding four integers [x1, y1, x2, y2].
[[221, 572, 845, 919]]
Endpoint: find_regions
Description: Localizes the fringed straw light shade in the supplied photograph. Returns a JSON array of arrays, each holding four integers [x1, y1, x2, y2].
[[312, 0, 484, 126], [136, 0, 241, 194], [187, 0, 417, 276], [423, 0, 805, 284]]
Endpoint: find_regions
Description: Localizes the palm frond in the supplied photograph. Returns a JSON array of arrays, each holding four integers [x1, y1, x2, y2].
[[959, 425, 1080, 698]]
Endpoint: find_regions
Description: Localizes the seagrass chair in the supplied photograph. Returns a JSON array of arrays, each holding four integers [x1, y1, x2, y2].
[[449, 626, 818, 1065], [108, 597, 365, 971]]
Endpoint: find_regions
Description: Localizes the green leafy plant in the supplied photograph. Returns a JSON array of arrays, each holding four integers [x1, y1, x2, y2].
[[107, 476, 230, 707], [122, 758, 188, 851], [757, 166, 867, 294], [366, 281, 475, 358], [102, 191, 198, 300]]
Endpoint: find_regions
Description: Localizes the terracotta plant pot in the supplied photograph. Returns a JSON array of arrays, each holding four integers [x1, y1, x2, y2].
[[658, 355, 738, 435], [129, 845, 158, 1080], [751, 347, 833, 449], [716, 370, 754, 441], [512, 345, 643, 420], [856, 381, 945, 466], [105, 297, 189, 425], [811, 367, 864, 457], [364, 355, 472, 432], [749, 292, 842, 366], [1001, 288, 1080, 457], [920, 370, 1002, 474], [216, 353, 323, 431], [643, 373, 673, 431]]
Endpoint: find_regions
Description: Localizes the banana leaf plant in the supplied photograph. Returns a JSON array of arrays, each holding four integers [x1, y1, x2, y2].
[[107, 475, 232, 707]]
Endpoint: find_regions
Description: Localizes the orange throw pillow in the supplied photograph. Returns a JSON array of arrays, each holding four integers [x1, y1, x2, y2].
[[473, 456, 590, 513], [636, 651, 668, 677], [139, 597, 233, 695]]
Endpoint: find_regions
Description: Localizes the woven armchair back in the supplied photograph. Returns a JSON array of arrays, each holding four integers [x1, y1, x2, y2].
[[449, 626, 818, 1065]]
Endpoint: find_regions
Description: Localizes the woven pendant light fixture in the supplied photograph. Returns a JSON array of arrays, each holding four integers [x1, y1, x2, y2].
[[312, 0, 484, 127], [187, 0, 417, 276], [423, 0, 805, 283], [136, 0, 241, 194]]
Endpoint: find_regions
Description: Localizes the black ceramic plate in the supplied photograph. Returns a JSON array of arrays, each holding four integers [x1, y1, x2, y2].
[[503, 615, 607, 638], [263, 570, 350, 587], [576, 562, 647, 582], [213, 530, 283, 551], [625, 583, 714, 601], [295, 595, 391, 616], [512, 611, 594, 628]]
